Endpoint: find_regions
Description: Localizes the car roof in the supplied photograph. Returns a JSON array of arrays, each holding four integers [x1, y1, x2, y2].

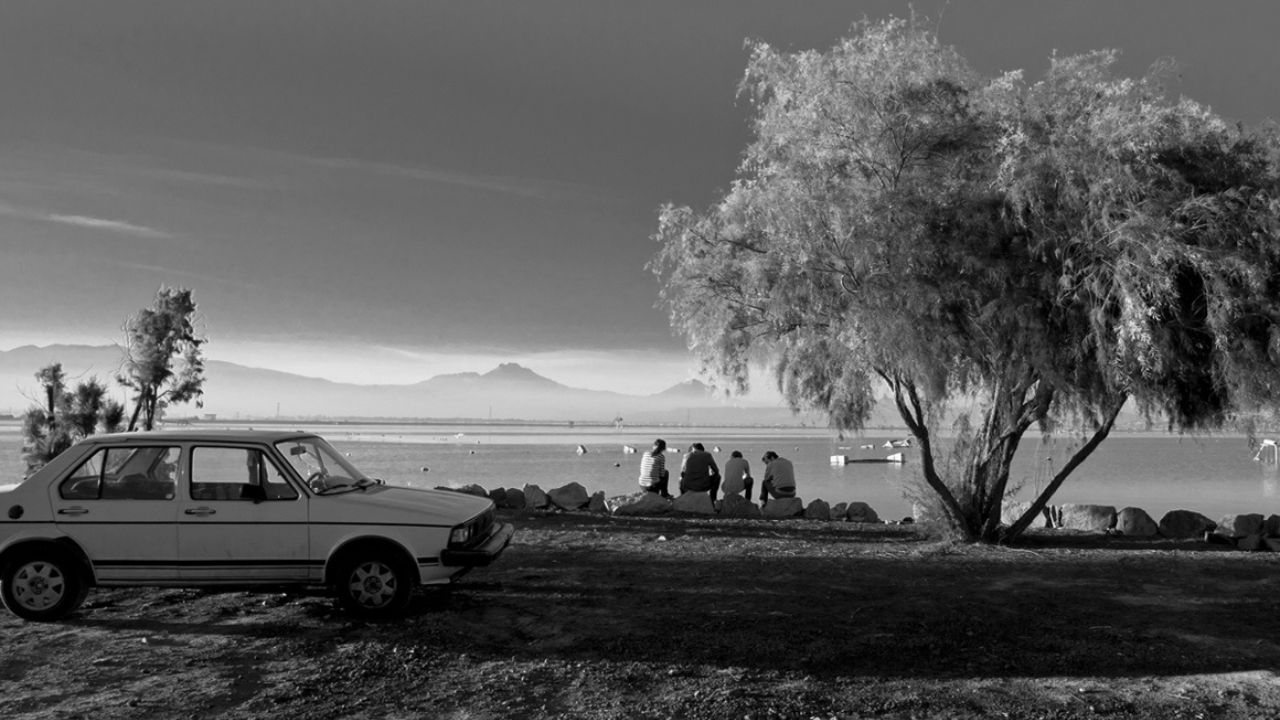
[[77, 428, 318, 445]]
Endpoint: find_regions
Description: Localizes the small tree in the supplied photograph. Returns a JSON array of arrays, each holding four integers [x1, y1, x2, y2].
[[21, 363, 125, 474], [118, 286, 207, 431], [652, 18, 1280, 542]]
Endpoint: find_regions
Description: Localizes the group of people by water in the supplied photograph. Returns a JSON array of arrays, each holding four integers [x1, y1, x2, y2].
[[636, 438, 797, 505]]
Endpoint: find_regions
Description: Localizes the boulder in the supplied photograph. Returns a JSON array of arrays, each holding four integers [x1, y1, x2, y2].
[[718, 494, 761, 518], [1057, 503, 1116, 532], [1237, 534, 1265, 552], [612, 492, 673, 516], [606, 492, 644, 514], [829, 502, 848, 521], [804, 499, 831, 521], [672, 492, 716, 515], [1263, 537, 1280, 553], [762, 497, 804, 519], [522, 484, 549, 510], [586, 491, 607, 514], [1266, 515, 1280, 537], [1115, 507, 1159, 537], [1158, 509, 1216, 538], [1215, 513, 1265, 539], [1001, 501, 1049, 529], [548, 482, 590, 510], [503, 487, 527, 510], [458, 484, 489, 498], [488, 487, 507, 508], [845, 501, 881, 524]]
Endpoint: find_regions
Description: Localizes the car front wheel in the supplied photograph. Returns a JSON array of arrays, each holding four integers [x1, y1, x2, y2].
[[335, 556, 414, 619], [1, 551, 88, 621]]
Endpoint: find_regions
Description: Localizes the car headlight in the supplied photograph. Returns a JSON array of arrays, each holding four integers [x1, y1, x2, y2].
[[450, 509, 494, 547], [450, 525, 472, 545]]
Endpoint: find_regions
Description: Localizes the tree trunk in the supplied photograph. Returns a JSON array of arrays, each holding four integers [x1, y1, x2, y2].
[[143, 387, 157, 431], [1001, 395, 1128, 542], [126, 394, 143, 432], [894, 371, 1065, 543]]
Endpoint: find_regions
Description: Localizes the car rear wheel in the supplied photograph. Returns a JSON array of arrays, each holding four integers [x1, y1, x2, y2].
[[335, 555, 414, 619], [1, 550, 88, 621]]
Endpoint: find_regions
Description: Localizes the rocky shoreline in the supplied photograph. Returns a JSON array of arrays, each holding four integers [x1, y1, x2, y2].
[[442, 481, 1280, 550]]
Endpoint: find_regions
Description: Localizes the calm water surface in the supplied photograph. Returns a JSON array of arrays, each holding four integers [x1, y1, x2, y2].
[[2, 421, 1276, 521]]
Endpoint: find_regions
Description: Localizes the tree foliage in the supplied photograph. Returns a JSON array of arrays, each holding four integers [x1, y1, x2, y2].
[[21, 362, 125, 475], [118, 286, 207, 431], [652, 18, 1280, 541]]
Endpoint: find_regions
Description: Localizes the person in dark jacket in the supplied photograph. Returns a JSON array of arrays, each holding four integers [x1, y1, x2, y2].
[[679, 442, 721, 502]]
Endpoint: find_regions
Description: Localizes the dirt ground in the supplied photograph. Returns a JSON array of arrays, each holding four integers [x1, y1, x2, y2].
[[3, 511, 1280, 719]]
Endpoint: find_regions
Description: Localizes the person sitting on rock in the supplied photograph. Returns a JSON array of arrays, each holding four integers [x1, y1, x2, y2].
[[759, 451, 796, 506], [638, 438, 672, 498], [679, 442, 721, 503], [720, 450, 753, 501]]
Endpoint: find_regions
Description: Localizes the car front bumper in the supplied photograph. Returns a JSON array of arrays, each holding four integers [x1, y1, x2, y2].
[[440, 522, 514, 567]]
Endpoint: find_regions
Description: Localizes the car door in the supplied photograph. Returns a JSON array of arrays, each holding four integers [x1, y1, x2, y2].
[[178, 444, 310, 582], [51, 445, 182, 583]]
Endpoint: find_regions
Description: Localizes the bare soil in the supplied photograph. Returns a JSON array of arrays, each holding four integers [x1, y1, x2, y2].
[[3, 511, 1280, 719]]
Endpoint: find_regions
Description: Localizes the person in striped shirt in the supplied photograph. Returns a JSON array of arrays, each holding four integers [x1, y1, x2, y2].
[[638, 438, 672, 498]]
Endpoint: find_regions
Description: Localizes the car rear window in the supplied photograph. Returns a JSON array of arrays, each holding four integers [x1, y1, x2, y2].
[[59, 446, 180, 500]]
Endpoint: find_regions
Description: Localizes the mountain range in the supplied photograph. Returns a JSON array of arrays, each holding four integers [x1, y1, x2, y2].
[[0, 344, 838, 426]]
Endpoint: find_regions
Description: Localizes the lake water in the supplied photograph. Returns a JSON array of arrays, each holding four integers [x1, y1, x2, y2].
[[3, 420, 1278, 522]]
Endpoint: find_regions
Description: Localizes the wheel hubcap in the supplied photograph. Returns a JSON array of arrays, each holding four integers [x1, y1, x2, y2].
[[348, 561, 396, 608], [13, 561, 66, 611]]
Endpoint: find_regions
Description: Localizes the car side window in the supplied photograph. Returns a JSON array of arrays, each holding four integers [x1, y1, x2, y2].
[[190, 447, 299, 502], [59, 447, 179, 500]]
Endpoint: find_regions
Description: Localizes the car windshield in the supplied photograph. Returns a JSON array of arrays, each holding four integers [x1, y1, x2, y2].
[[275, 436, 371, 494]]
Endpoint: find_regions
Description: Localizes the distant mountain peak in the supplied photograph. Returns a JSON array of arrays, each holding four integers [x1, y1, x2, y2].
[[481, 363, 561, 387], [654, 378, 715, 398]]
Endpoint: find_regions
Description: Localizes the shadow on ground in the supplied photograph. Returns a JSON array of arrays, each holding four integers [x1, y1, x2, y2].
[[31, 512, 1280, 685]]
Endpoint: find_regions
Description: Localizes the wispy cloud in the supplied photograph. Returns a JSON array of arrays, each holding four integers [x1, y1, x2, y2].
[[0, 203, 173, 240], [303, 155, 619, 203], [125, 167, 266, 190], [44, 213, 172, 239]]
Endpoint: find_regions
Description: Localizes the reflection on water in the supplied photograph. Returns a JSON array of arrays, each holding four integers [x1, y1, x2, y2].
[[1, 421, 1277, 522]]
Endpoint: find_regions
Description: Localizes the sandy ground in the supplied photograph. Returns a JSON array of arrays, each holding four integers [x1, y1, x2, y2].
[[3, 511, 1280, 719]]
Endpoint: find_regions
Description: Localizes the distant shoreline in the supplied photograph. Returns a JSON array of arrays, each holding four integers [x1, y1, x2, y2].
[[0, 415, 1265, 441]]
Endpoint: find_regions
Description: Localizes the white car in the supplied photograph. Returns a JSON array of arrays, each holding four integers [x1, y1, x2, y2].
[[0, 429, 513, 620]]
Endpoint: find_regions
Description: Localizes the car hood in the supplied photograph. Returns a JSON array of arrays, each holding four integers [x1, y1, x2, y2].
[[308, 485, 492, 526]]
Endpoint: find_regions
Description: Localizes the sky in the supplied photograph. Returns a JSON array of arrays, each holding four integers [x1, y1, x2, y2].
[[1, 1, 1278, 395]]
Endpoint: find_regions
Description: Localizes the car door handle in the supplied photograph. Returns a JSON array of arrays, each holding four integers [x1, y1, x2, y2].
[[57, 507, 89, 516], [184, 507, 216, 517]]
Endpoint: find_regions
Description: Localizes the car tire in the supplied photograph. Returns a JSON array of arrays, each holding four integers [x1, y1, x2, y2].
[[1, 549, 88, 621], [334, 554, 414, 619]]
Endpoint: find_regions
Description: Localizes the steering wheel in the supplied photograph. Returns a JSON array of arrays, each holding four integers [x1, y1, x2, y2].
[[306, 471, 327, 491]]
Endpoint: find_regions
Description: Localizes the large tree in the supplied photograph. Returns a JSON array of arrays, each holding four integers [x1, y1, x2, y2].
[[652, 18, 1280, 542], [118, 286, 207, 431]]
